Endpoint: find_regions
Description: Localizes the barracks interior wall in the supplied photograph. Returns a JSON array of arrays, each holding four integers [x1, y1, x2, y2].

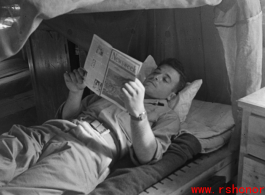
[[2, 5, 234, 126]]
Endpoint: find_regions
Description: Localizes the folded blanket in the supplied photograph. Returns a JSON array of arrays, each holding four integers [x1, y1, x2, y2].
[[89, 133, 201, 195]]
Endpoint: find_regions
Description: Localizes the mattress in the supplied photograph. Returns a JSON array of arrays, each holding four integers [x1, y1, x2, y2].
[[179, 99, 235, 153]]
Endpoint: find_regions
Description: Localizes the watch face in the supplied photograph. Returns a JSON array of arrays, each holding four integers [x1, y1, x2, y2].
[[139, 111, 147, 120], [130, 110, 147, 121]]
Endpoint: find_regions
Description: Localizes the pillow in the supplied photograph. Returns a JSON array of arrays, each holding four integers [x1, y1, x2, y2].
[[169, 79, 203, 122], [178, 99, 235, 153]]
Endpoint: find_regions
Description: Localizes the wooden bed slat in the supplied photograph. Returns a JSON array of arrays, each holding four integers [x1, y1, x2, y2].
[[140, 146, 238, 195]]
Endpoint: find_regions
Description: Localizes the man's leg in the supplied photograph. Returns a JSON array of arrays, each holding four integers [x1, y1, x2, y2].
[[0, 120, 68, 186], [0, 121, 114, 195]]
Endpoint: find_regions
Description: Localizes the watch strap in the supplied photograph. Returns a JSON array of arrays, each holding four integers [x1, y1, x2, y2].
[[129, 110, 147, 121]]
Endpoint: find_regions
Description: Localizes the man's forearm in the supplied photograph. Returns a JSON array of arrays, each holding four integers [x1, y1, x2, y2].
[[62, 90, 84, 120], [131, 118, 157, 164]]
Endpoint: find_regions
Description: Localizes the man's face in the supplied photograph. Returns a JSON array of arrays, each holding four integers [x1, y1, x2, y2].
[[143, 64, 180, 100]]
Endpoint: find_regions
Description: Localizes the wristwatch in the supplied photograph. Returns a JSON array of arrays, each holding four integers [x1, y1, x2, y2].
[[130, 110, 147, 121]]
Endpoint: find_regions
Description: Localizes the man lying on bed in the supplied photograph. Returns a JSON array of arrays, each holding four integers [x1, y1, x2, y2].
[[0, 58, 196, 195]]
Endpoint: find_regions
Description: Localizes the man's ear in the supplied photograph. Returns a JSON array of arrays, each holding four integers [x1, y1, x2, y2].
[[166, 92, 177, 101]]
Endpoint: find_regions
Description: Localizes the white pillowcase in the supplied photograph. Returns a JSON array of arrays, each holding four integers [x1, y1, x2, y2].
[[169, 79, 203, 122]]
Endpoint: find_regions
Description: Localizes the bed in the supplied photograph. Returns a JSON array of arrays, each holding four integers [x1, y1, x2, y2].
[[0, 0, 261, 194], [88, 99, 236, 195]]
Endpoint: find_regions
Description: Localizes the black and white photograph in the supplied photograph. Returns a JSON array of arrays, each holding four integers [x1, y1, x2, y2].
[[0, 0, 264, 195]]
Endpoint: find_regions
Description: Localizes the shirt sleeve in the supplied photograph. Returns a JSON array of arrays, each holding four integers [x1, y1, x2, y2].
[[55, 102, 66, 119], [129, 110, 180, 165], [55, 93, 100, 119], [79, 94, 101, 111]]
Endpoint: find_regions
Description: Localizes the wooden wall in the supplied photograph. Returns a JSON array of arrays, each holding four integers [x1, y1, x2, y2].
[[47, 6, 231, 104], [26, 26, 70, 123], [150, 7, 230, 104], [0, 51, 37, 134], [46, 6, 231, 104], [28, 5, 232, 123], [1, 4, 263, 129]]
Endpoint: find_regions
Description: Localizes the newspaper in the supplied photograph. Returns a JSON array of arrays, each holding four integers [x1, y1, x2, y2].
[[84, 34, 143, 110]]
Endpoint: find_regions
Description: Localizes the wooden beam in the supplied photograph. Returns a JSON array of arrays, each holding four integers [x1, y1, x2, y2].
[[0, 90, 35, 118], [26, 29, 70, 123], [140, 146, 238, 195]]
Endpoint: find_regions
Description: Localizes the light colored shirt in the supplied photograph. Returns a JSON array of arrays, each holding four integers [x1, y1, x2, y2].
[[58, 94, 180, 165]]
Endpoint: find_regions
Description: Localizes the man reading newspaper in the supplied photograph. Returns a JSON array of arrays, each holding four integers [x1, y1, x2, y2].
[[0, 58, 187, 194]]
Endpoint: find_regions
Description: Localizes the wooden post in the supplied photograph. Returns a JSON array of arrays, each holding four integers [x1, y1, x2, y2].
[[26, 26, 70, 123]]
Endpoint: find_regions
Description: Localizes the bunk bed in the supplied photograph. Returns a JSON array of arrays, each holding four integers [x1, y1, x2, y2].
[[0, 0, 262, 194], [88, 98, 237, 195]]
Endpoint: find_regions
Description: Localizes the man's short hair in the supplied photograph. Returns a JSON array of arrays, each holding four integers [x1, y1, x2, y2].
[[158, 58, 187, 94]]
